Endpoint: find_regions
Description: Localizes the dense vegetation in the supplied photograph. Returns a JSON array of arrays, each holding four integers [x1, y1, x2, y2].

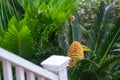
[[0, 0, 120, 80]]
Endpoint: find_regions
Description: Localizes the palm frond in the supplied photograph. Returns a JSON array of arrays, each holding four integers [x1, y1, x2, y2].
[[97, 56, 120, 74], [21, 0, 77, 55], [80, 70, 98, 80], [68, 59, 99, 79], [0, 17, 34, 60], [57, 12, 83, 54], [88, 1, 106, 53], [0, 0, 24, 31], [99, 16, 120, 64], [8, 0, 24, 14], [87, 1, 119, 64]]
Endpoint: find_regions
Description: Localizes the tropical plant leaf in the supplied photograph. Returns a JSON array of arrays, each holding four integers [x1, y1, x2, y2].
[[20, 0, 77, 56], [0, 0, 23, 31], [68, 1, 120, 80], [94, 1, 106, 50], [103, 2, 115, 26], [82, 45, 91, 51], [87, 1, 119, 64], [80, 70, 98, 80], [8, 0, 25, 14], [57, 24, 69, 55], [0, 36, 2, 45], [58, 12, 83, 54], [87, 1, 106, 53], [0, 18, 34, 60], [97, 56, 120, 74], [67, 14, 82, 45], [0, 28, 4, 46], [99, 16, 120, 64], [68, 59, 99, 79]]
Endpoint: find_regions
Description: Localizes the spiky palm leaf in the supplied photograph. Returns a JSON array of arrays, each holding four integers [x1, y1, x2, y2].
[[99, 17, 120, 64], [88, 1, 106, 54], [68, 59, 99, 80], [1, 0, 77, 62], [87, 1, 120, 64], [86, 1, 120, 74], [19, 0, 77, 56], [97, 56, 120, 74], [0, 0, 24, 31], [0, 17, 34, 60], [68, 1, 120, 80]]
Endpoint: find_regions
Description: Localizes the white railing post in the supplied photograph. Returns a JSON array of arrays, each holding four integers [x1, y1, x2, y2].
[[41, 55, 70, 80], [26, 72, 35, 80], [2, 60, 13, 80], [16, 67, 25, 80]]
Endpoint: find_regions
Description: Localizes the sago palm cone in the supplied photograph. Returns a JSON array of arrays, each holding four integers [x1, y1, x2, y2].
[[68, 41, 84, 68]]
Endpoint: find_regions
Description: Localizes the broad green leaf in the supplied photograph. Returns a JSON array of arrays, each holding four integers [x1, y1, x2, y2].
[[103, 3, 115, 26], [1, 24, 33, 60]]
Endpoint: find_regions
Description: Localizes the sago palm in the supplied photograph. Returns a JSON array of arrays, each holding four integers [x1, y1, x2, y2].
[[0, 0, 77, 63], [68, 1, 120, 80]]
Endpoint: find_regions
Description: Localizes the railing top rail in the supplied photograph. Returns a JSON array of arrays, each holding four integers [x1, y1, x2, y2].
[[0, 48, 58, 80]]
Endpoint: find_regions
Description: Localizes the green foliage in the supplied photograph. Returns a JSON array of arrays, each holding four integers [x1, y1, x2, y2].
[[68, 59, 99, 80], [21, 0, 77, 57], [0, 17, 34, 60], [68, 1, 120, 80], [97, 56, 120, 74], [0, 0, 77, 63], [80, 71, 98, 80], [58, 12, 86, 54], [0, 0, 120, 80], [0, 0, 24, 31]]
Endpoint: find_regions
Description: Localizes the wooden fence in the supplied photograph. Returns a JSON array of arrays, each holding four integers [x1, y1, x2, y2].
[[0, 48, 70, 80]]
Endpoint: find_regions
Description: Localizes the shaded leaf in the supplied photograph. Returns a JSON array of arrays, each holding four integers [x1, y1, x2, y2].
[[1, 20, 34, 60]]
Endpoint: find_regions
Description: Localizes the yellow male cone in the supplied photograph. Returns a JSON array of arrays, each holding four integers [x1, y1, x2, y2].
[[68, 41, 90, 68]]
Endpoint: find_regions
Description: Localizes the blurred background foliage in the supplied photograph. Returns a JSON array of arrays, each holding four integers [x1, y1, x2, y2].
[[0, 0, 120, 80], [68, 0, 120, 80]]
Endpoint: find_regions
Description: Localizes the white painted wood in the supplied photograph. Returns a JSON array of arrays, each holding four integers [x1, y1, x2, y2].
[[0, 48, 58, 80], [2, 60, 13, 80], [38, 77, 46, 80], [41, 55, 70, 80], [41, 55, 70, 72], [16, 66, 25, 80], [59, 68, 68, 80], [26, 71, 35, 80]]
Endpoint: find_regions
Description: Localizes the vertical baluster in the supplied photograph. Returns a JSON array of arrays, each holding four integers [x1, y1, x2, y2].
[[16, 66, 25, 80], [26, 72, 35, 80], [0, 72, 1, 80], [2, 60, 13, 80], [38, 77, 46, 80]]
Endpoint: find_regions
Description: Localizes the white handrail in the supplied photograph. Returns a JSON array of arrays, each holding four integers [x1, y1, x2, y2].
[[0, 48, 70, 80], [0, 48, 58, 80]]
